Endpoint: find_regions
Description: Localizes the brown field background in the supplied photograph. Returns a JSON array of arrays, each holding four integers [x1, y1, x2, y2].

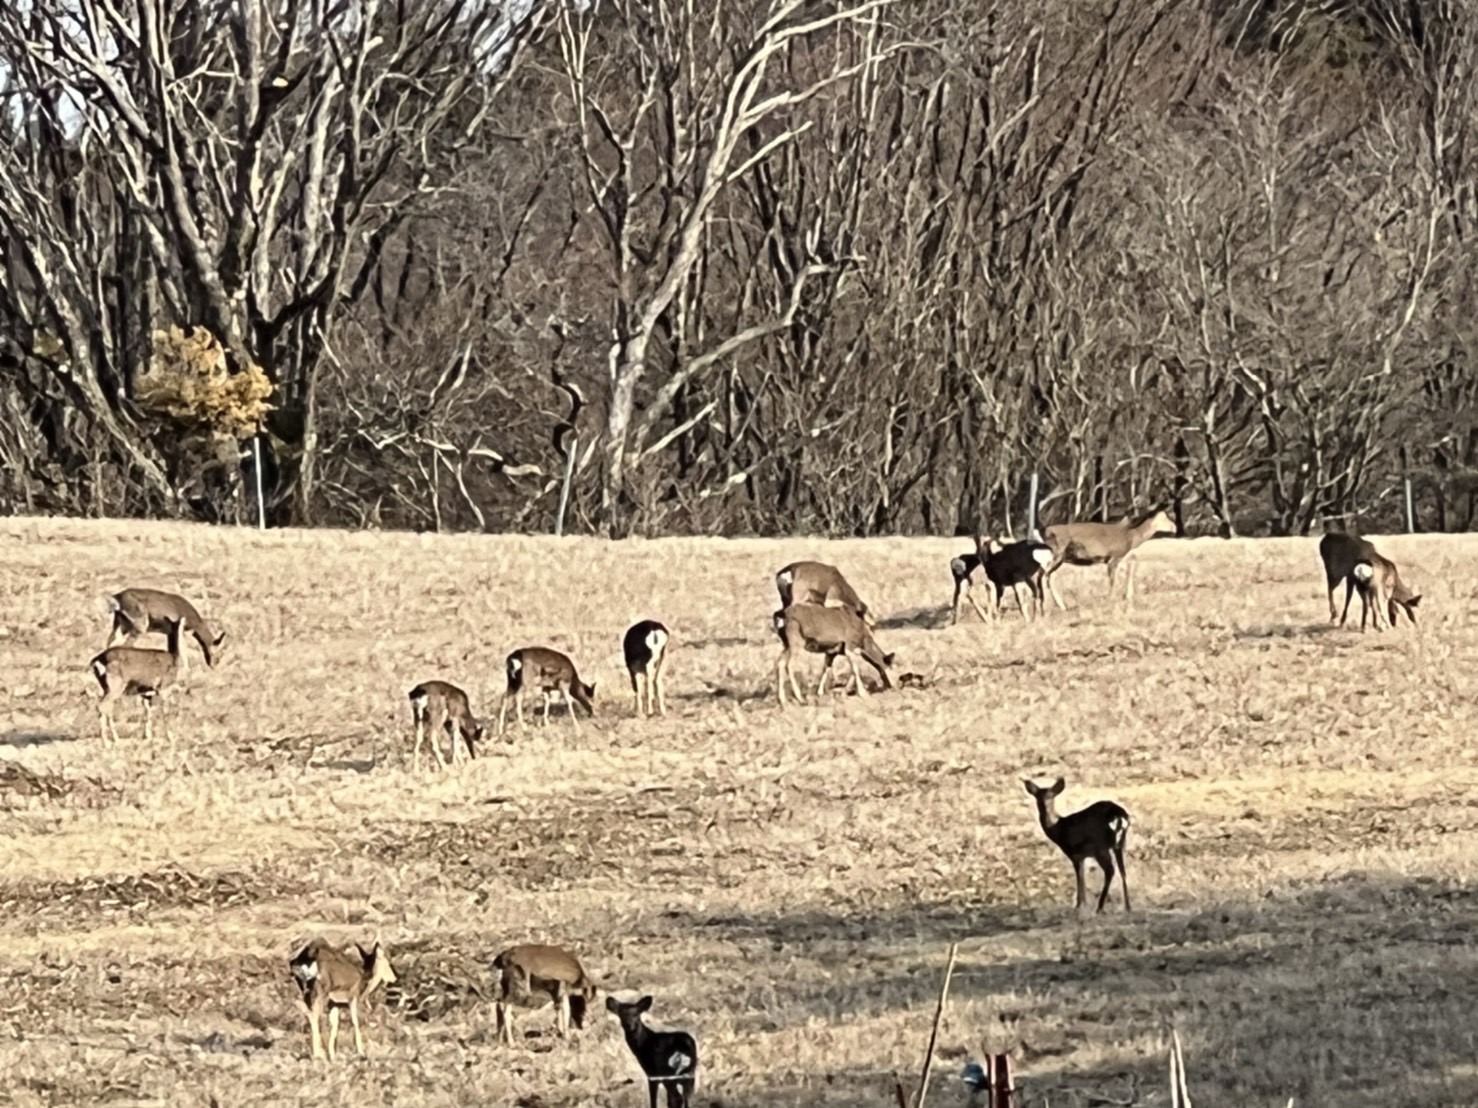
[[1, 518, 1476, 1107]]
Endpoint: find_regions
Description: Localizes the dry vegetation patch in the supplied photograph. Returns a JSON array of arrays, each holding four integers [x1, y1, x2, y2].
[[1, 518, 1476, 1107]]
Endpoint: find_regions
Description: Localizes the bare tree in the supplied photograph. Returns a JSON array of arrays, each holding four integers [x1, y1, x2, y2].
[[0, 0, 546, 521]]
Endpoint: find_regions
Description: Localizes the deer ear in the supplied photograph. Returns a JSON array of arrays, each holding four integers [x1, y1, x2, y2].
[[1022, 779, 1038, 796], [637, 995, 654, 1014], [605, 996, 620, 1014], [1050, 777, 1066, 795]]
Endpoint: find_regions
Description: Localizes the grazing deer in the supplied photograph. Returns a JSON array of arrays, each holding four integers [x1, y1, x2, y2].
[[1319, 532, 1421, 630], [407, 680, 482, 771], [775, 561, 877, 628], [288, 937, 398, 1061], [1041, 508, 1176, 608], [624, 620, 671, 718], [951, 537, 1054, 623], [491, 943, 599, 1046], [606, 994, 699, 1108], [772, 604, 894, 706], [89, 616, 185, 742], [105, 587, 226, 669], [497, 647, 596, 735], [1023, 777, 1131, 914], [1354, 552, 1422, 633]]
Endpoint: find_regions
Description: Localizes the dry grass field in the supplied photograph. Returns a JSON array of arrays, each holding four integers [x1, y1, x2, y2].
[[1, 517, 1476, 1108]]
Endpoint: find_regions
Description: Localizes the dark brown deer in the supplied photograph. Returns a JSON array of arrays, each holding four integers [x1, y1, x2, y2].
[[1023, 777, 1131, 914], [497, 647, 596, 735]]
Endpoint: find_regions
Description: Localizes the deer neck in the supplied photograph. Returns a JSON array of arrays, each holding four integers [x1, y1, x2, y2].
[[1034, 799, 1060, 837]]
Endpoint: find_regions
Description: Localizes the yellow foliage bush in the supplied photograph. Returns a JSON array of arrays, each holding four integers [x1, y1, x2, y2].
[[135, 325, 274, 439]]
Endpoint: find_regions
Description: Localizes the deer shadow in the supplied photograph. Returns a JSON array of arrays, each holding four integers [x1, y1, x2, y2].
[[877, 605, 954, 631], [0, 730, 77, 748]]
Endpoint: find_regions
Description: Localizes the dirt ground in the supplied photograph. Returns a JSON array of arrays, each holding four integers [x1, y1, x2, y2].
[[1, 517, 1475, 1107]]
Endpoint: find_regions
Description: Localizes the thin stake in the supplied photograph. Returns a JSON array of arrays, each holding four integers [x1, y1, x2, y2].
[[1027, 470, 1041, 540], [914, 942, 959, 1108], [252, 435, 266, 530]]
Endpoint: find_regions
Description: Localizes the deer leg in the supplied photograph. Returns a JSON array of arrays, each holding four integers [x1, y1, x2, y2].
[[308, 1004, 327, 1060], [412, 716, 425, 772], [775, 650, 790, 707], [1071, 856, 1087, 911], [1340, 579, 1356, 627], [557, 992, 571, 1036], [815, 657, 832, 698], [142, 694, 155, 742], [950, 578, 963, 625], [965, 581, 991, 623], [539, 692, 552, 726], [1046, 567, 1068, 611], [655, 658, 668, 717], [98, 690, 119, 743], [1327, 582, 1341, 624], [326, 1006, 341, 1062], [1013, 581, 1029, 618], [848, 653, 867, 697], [563, 688, 581, 732], [350, 998, 366, 1055], [432, 710, 449, 769], [1114, 842, 1131, 912], [1094, 850, 1117, 913]]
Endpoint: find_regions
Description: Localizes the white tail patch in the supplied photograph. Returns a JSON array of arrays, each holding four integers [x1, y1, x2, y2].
[[90, 659, 107, 680], [773, 613, 787, 632], [777, 569, 793, 589], [508, 655, 522, 677], [1032, 546, 1053, 568], [667, 1051, 693, 1074], [1109, 815, 1129, 837], [949, 556, 968, 579], [291, 959, 319, 985], [409, 691, 428, 715], [645, 628, 669, 655], [1353, 563, 1374, 583], [106, 595, 121, 613]]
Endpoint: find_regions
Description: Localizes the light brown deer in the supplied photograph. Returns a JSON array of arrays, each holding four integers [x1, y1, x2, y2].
[[1023, 777, 1131, 914], [497, 647, 596, 735], [1041, 508, 1176, 608], [491, 943, 599, 1046], [105, 587, 226, 669], [775, 561, 877, 628], [89, 617, 185, 742], [1354, 551, 1422, 633], [773, 604, 894, 706], [408, 680, 483, 770], [289, 937, 398, 1061]]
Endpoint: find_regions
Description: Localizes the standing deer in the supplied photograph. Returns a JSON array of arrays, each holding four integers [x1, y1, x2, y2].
[[624, 620, 671, 718], [105, 587, 226, 669], [772, 604, 894, 706], [407, 680, 482, 770], [951, 537, 1054, 623], [607, 994, 699, 1108], [497, 647, 596, 735], [1023, 776, 1131, 914], [1040, 508, 1176, 608], [89, 616, 185, 742], [775, 561, 877, 628], [289, 936, 398, 1061], [491, 943, 599, 1045], [1319, 532, 1421, 630]]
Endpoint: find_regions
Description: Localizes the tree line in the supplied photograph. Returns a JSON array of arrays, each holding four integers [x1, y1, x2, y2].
[[1, 0, 1475, 538]]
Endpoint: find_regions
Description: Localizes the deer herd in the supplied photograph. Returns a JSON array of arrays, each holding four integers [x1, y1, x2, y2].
[[77, 512, 1425, 1092]]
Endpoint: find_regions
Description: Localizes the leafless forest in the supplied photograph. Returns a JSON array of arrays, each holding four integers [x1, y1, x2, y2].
[[2, 0, 1477, 538]]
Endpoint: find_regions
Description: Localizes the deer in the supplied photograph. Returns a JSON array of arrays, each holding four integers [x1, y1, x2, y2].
[[951, 537, 1054, 623], [497, 647, 596, 736], [606, 994, 699, 1108], [288, 936, 398, 1061], [491, 943, 599, 1046], [773, 603, 894, 707], [1040, 508, 1176, 609], [1319, 532, 1421, 630], [89, 616, 185, 742], [1354, 551, 1422, 633], [1023, 777, 1131, 915], [624, 620, 671, 718], [105, 587, 226, 670], [407, 680, 483, 771], [775, 561, 878, 628]]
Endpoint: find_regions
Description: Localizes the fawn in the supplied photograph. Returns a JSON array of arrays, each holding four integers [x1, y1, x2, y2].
[[1023, 777, 1131, 914], [607, 994, 699, 1108]]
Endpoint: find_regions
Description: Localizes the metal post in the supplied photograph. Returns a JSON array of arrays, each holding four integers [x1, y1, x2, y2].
[[1404, 474, 1416, 533], [555, 434, 578, 537], [1027, 470, 1041, 540], [252, 435, 266, 530]]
